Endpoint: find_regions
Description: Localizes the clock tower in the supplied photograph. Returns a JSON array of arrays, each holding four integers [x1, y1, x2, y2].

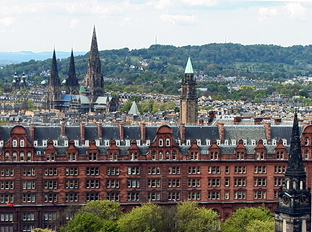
[[275, 113, 311, 232], [180, 57, 198, 125]]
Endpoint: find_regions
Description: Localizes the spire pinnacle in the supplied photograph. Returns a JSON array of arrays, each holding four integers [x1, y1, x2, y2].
[[184, 57, 194, 74]]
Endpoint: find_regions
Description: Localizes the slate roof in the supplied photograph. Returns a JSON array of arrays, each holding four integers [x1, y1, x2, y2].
[[34, 126, 61, 143], [102, 126, 119, 140], [224, 125, 266, 143], [185, 126, 219, 143], [85, 126, 98, 141], [271, 125, 302, 143], [124, 126, 140, 140]]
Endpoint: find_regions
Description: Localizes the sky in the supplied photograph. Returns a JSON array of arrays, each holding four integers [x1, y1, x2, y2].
[[1, 0, 312, 52]]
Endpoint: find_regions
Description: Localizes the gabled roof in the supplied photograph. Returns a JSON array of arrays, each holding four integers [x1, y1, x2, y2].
[[128, 102, 140, 115]]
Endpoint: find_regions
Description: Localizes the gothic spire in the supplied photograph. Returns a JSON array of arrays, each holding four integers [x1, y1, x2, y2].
[[285, 113, 306, 178], [66, 49, 79, 94], [88, 26, 102, 78], [49, 49, 61, 87], [184, 57, 194, 74]]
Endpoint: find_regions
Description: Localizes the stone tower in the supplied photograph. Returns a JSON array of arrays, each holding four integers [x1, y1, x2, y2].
[[180, 57, 198, 125], [47, 49, 61, 110], [275, 113, 311, 232], [65, 49, 79, 95], [84, 26, 104, 103]]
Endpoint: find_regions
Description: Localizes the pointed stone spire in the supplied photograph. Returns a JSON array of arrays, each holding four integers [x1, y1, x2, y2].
[[285, 113, 306, 178], [66, 49, 79, 95], [84, 26, 104, 102], [184, 57, 194, 74], [49, 49, 61, 86]]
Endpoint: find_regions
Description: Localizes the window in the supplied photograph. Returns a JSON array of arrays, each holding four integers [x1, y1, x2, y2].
[[12, 139, 17, 147], [236, 152, 245, 160], [20, 152, 24, 161], [12, 152, 17, 161], [66, 193, 78, 202], [127, 179, 140, 188], [148, 179, 161, 188], [234, 191, 246, 199], [88, 152, 97, 161], [66, 168, 78, 176], [44, 180, 57, 190], [86, 179, 100, 189], [159, 139, 163, 147], [44, 168, 57, 176], [274, 178, 283, 187], [0, 226, 13, 232], [188, 166, 201, 174], [276, 152, 284, 160], [107, 192, 119, 201], [254, 166, 266, 174], [165, 152, 170, 160], [234, 178, 246, 187], [4, 152, 9, 161], [23, 168, 35, 176], [225, 166, 230, 174], [0, 213, 13, 221], [274, 190, 279, 199], [0, 168, 14, 177], [66, 180, 79, 189], [86, 192, 99, 201], [151, 151, 156, 160], [256, 152, 265, 160], [127, 192, 140, 201], [254, 191, 266, 199], [168, 167, 180, 175], [22, 225, 34, 232], [44, 194, 57, 203], [26, 152, 31, 161], [304, 150, 309, 159], [172, 151, 177, 160], [188, 192, 201, 200], [159, 152, 163, 160], [106, 180, 119, 188], [224, 178, 230, 187], [254, 178, 266, 187], [234, 166, 246, 174], [208, 166, 220, 174], [107, 167, 119, 176], [43, 212, 57, 221], [130, 152, 138, 160], [274, 166, 286, 174], [67, 153, 76, 161], [0, 194, 14, 203], [127, 167, 140, 175], [148, 192, 161, 201], [22, 194, 35, 203], [224, 191, 230, 200], [190, 152, 199, 160], [166, 138, 170, 146], [208, 191, 220, 200], [210, 152, 218, 160], [168, 179, 180, 188], [208, 178, 220, 187], [148, 167, 160, 175], [46, 153, 55, 161], [187, 179, 200, 187], [22, 213, 35, 221], [168, 192, 180, 201], [108, 153, 118, 161], [86, 167, 99, 175], [0, 181, 14, 190]]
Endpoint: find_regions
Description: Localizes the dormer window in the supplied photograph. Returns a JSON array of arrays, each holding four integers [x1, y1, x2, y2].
[[88, 152, 97, 161], [20, 139, 24, 147], [305, 137, 309, 145], [131, 152, 138, 161], [276, 152, 284, 160], [166, 138, 170, 147], [236, 152, 244, 160], [256, 152, 265, 160], [159, 139, 163, 147], [68, 153, 76, 161], [12, 139, 17, 147]]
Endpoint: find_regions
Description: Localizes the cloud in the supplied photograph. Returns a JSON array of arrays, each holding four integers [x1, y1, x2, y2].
[[154, 0, 171, 9], [160, 13, 197, 25], [69, 18, 80, 28], [258, 7, 278, 21], [285, 2, 307, 20], [0, 17, 16, 27], [182, 0, 217, 7]]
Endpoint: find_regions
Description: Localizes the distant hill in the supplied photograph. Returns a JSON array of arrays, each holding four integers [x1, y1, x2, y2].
[[0, 51, 86, 65]]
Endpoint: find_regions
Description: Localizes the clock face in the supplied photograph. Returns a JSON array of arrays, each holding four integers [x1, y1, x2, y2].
[[299, 195, 307, 205], [282, 195, 290, 205]]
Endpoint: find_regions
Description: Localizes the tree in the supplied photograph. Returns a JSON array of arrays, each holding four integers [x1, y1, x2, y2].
[[245, 219, 274, 232], [33, 229, 56, 232], [221, 206, 274, 232], [60, 212, 104, 232], [175, 201, 219, 232], [118, 203, 163, 232]]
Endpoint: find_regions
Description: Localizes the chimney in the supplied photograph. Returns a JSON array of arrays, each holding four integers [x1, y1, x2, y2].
[[140, 123, 146, 144], [179, 123, 186, 144], [61, 122, 66, 136], [30, 123, 35, 143], [80, 122, 85, 145], [274, 118, 281, 125], [234, 117, 241, 125], [263, 122, 271, 142], [217, 122, 225, 144], [119, 123, 124, 141], [254, 118, 263, 125], [97, 123, 102, 139]]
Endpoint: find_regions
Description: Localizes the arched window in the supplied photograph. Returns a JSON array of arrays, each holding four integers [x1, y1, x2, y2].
[[20, 152, 25, 161], [27, 152, 32, 161], [20, 139, 25, 147], [166, 138, 170, 147], [166, 151, 170, 160], [12, 139, 17, 147], [5, 152, 9, 161], [172, 151, 177, 160], [151, 151, 156, 160], [12, 152, 17, 161], [159, 152, 163, 160], [159, 139, 163, 147]]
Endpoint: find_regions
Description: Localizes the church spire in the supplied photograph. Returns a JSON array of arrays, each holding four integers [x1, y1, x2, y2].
[[184, 57, 194, 74], [66, 49, 79, 95], [285, 113, 306, 178], [47, 49, 61, 110], [49, 49, 61, 86]]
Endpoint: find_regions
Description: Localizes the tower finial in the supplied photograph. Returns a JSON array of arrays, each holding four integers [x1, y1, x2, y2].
[[184, 57, 193, 74]]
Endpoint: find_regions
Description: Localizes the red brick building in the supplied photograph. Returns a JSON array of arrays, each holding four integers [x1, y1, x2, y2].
[[0, 121, 311, 231]]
